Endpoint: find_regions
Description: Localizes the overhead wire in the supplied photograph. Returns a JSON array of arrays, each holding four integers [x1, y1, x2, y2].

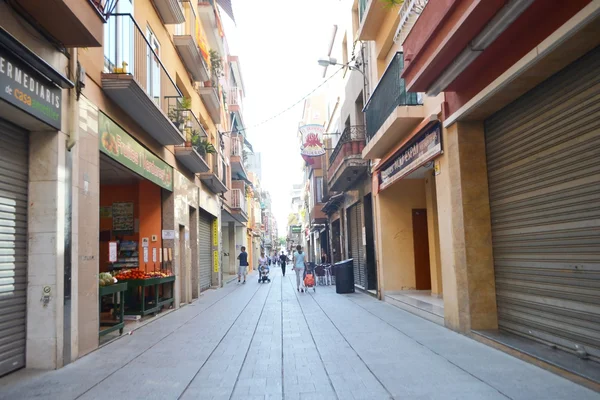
[[221, 66, 345, 136]]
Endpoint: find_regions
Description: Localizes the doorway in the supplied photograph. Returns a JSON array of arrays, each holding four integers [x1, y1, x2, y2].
[[364, 194, 377, 291], [331, 219, 341, 263], [412, 209, 431, 290], [179, 224, 187, 306], [190, 207, 199, 300]]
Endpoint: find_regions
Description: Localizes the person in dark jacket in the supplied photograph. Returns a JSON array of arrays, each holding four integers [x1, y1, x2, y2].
[[279, 251, 287, 277]]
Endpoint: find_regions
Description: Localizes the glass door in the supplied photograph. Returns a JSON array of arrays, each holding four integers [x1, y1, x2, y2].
[[146, 28, 161, 107]]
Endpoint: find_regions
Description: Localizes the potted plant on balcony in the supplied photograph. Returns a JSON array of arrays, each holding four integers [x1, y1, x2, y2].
[[209, 49, 223, 87], [193, 138, 217, 156]]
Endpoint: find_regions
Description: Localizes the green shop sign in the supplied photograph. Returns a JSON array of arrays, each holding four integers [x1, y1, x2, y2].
[[99, 112, 173, 191], [0, 48, 62, 130]]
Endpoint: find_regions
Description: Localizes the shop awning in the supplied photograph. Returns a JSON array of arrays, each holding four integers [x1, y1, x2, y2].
[[217, 0, 235, 22], [322, 193, 344, 215]]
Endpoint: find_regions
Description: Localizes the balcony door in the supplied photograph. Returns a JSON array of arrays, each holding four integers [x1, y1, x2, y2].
[[146, 28, 162, 107], [104, 0, 134, 72]]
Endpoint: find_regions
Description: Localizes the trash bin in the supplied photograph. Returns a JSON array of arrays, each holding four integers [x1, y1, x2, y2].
[[334, 259, 355, 294]]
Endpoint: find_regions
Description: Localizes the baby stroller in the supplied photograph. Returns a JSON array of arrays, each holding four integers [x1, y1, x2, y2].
[[303, 262, 316, 292], [258, 264, 270, 283]]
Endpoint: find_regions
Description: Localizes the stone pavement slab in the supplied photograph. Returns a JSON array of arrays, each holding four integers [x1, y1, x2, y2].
[[0, 269, 598, 400]]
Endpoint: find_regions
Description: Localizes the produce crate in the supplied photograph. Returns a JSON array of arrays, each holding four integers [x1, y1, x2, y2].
[[123, 276, 176, 316], [99, 282, 128, 337]]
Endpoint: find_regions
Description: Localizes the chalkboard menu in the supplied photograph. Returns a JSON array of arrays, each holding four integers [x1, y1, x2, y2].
[[112, 202, 134, 234]]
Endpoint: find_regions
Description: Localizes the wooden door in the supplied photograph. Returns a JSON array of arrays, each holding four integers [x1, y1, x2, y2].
[[412, 209, 431, 290]]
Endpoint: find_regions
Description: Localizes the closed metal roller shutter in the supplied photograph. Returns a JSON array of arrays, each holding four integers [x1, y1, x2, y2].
[[198, 212, 212, 291], [0, 120, 28, 376], [348, 203, 366, 288], [485, 46, 600, 362]]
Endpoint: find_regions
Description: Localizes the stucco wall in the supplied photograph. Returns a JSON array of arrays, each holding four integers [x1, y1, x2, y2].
[[377, 179, 426, 291]]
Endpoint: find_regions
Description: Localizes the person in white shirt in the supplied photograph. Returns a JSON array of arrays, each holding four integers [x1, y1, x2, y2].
[[292, 245, 306, 292]]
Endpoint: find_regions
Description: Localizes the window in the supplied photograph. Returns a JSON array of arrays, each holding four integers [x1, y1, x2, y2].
[[147, 27, 161, 107], [315, 177, 324, 203]]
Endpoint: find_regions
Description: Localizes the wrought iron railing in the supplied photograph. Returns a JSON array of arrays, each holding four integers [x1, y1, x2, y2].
[[228, 86, 243, 110], [166, 97, 208, 151], [231, 135, 243, 157], [394, 0, 429, 43], [364, 52, 422, 141], [329, 125, 366, 167], [103, 14, 181, 112]]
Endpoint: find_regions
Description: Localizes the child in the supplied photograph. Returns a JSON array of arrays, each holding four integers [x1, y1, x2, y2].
[[237, 246, 248, 284]]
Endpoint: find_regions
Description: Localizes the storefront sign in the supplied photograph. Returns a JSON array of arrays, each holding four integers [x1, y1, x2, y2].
[[99, 112, 173, 191], [162, 230, 175, 240], [299, 124, 325, 157], [291, 225, 301, 233], [0, 49, 62, 129], [212, 219, 218, 247], [213, 250, 219, 272], [379, 123, 442, 191]]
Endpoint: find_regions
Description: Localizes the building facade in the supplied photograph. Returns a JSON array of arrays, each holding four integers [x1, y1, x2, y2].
[[350, 0, 600, 384]]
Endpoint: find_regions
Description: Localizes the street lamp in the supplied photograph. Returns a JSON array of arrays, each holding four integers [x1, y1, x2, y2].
[[317, 57, 367, 80]]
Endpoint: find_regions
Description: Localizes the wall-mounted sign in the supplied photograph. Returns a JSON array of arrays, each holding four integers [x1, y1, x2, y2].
[[112, 202, 134, 234], [299, 124, 326, 157], [141, 237, 149, 248], [162, 230, 175, 240], [213, 250, 219, 272], [0, 49, 62, 129], [108, 241, 118, 263], [291, 225, 302, 233], [212, 219, 218, 247], [379, 123, 442, 191], [99, 112, 173, 191]]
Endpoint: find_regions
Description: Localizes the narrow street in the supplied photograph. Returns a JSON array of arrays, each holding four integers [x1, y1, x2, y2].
[[0, 269, 597, 400]]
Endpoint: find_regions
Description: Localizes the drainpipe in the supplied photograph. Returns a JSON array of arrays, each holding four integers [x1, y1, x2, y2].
[[63, 48, 78, 366]]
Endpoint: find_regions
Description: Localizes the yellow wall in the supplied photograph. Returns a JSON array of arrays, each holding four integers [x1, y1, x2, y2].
[[377, 179, 426, 291]]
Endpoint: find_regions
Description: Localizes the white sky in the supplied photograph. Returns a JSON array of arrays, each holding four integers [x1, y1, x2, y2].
[[222, 0, 340, 236]]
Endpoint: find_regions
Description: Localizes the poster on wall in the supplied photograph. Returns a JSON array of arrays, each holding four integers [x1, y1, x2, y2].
[[212, 219, 219, 247], [108, 241, 118, 263], [112, 202, 134, 234], [299, 124, 326, 157], [213, 250, 219, 272]]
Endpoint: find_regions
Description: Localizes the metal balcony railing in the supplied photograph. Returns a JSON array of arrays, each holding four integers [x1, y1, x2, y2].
[[364, 52, 422, 141], [329, 125, 366, 169], [166, 97, 208, 147], [103, 14, 180, 112], [175, 0, 196, 36], [231, 136, 243, 157], [394, 0, 429, 43], [228, 86, 243, 110], [232, 189, 246, 211]]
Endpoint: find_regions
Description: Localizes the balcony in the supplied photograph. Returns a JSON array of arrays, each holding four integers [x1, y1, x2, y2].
[[230, 135, 248, 180], [231, 189, 248, 223], [17, 0, 105, 47], [328, 126, 368, 192], [197, 83, 222, 124], [200, 153, 227, 194], [393, 0, 429, 45], [102, 14, 185, 146], [198, 0, 225, 56], [356, 0, 388, 41], [174, 1, 210, 82], [228, 86, 243, 114], [363, 52, 424, 160], [167, 98, 210, 173], [151, 0, 185, 24]]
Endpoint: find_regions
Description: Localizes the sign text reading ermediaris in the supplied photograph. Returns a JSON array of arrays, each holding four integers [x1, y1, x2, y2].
[[0, 51, 62, 129]]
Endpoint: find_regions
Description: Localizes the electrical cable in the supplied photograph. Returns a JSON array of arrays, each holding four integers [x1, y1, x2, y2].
[[221, 66, 345, 136]]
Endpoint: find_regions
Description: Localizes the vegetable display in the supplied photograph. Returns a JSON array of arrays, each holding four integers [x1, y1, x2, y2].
[[99, 272, 116, 286]]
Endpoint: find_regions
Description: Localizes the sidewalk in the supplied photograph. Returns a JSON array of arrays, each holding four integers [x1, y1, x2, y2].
[[0, 269, 597, 400]]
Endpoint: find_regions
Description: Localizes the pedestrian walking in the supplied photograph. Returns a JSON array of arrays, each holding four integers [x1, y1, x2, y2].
[[279, 251, 287, 277], [237, 246, 248, 284], [271, 252, 278, 267], [292, 245, 306, 292]]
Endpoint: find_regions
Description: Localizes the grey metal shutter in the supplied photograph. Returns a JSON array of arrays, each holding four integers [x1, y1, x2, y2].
[[348, 203, 366, 288], [0, 120, 28, 376], [485, 46, 600, 362], [198, 212, 212, 291]]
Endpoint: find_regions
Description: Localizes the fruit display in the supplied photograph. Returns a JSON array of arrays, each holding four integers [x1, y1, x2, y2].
[[114, 269, 172, 280], [99, 272, 116, 286]]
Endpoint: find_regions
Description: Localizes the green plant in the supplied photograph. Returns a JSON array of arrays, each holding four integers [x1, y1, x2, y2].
[[180, 97, 192, 109], [168, 108, 186, 129], [194, 139, 217, 156], [209, 49, 224, 84], [380, 0, 404, 7]]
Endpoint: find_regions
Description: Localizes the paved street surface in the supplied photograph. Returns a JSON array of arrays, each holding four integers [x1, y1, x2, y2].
[[1, 269, 598, 400]]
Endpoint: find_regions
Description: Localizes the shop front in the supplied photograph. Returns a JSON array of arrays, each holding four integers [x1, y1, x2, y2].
[[97, 112, 176, 338], [0, 27, 71, 374], [373, 121, 444, 324]]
